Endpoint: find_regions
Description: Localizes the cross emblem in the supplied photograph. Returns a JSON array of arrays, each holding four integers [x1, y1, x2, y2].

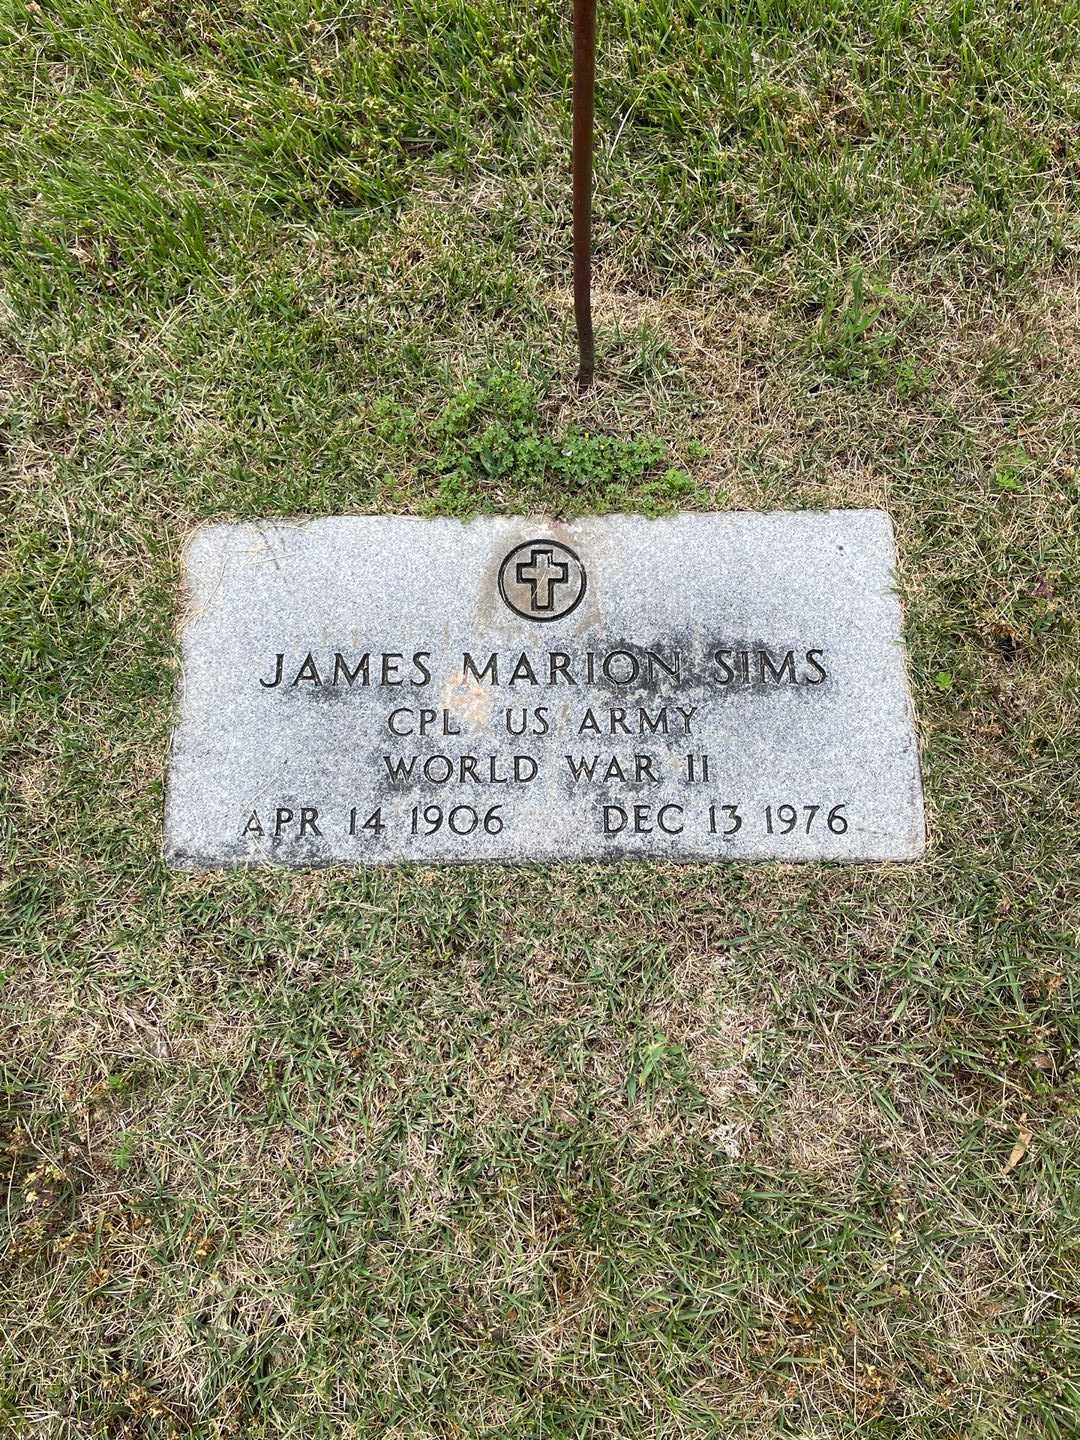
[[498, 538, 587, 622], [516, 546, 570, 612]]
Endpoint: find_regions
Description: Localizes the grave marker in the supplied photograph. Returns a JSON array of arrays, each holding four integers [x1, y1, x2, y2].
[[164, 511, 925, 867]]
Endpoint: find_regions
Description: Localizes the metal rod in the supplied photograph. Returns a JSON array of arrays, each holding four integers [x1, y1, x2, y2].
[[572, 0, 596, 390]]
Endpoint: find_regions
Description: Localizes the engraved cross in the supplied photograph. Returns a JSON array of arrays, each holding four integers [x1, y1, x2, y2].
[[516, 547, 570, 612]]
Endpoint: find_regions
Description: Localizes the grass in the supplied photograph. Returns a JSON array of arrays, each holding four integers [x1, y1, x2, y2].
[[2, 0, 1079, 1434]]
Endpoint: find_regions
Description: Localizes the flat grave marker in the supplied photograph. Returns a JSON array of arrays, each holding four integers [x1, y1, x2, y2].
[[164, 511, 925, 866]]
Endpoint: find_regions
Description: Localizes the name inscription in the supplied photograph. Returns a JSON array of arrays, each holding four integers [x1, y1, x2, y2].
[[257, 646, 829, 690]]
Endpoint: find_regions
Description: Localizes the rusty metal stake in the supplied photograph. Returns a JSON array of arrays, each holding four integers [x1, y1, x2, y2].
[[572, 0, 596, 390]]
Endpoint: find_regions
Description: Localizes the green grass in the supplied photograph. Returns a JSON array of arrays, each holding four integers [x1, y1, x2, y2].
[[2, 0, 1080, 1435]]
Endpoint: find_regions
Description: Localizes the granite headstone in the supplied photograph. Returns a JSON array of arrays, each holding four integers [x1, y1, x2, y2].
[[164, 512, 925, 866]]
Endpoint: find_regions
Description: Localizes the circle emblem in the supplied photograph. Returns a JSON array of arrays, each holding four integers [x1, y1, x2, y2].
[[498, 539, 587, 623]]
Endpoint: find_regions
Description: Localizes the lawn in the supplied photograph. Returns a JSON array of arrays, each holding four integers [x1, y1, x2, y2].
[[2, 0, 1079, 1435]]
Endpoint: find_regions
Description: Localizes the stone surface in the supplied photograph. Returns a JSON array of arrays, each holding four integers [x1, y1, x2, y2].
[[164, 511, 925, 867]]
